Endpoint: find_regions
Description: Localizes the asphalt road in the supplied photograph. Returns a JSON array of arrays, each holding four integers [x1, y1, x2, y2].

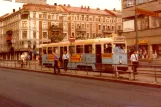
[[0, 68, 161, 107]]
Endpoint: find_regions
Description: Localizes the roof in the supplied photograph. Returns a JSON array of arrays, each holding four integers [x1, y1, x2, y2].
[[60, 5, 116, 16]]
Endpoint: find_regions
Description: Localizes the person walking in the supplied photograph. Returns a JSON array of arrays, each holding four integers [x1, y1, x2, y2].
[[62, 51, 69, 72], [53, 52, 60, 74], [130, 50, 139, 74]]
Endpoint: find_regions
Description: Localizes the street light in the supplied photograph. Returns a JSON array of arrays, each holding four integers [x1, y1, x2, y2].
[[134, 0, 139, 53]]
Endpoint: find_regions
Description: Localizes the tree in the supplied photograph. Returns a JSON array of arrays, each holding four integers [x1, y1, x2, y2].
[[50, 34, 64, 43]]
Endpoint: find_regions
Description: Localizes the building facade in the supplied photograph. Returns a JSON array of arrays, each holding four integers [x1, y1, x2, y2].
[[0, 3, 122, 60], [122, 0, 161, 60]]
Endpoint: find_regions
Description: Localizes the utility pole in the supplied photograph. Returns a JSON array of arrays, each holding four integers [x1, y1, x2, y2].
[[134, 0, 139, 53]]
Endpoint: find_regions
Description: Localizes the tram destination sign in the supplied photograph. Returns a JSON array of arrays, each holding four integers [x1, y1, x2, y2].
[[113, 36, 125, 42]]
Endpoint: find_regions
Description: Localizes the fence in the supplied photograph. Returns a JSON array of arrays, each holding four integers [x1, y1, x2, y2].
[[0, 59, 161, 84]]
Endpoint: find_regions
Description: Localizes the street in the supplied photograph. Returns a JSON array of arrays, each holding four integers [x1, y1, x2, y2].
[[0, 68, 161, 107]]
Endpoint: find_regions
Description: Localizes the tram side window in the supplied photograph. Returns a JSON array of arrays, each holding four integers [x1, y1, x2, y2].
[[76, 45, 83, 53], [48, 47, 52, 54], [69, 46, 75, 54], [104, 43, 112, 53], [43, 48, 47, 54], [53, 47, 58, 54], [84, 45, 92, 53]]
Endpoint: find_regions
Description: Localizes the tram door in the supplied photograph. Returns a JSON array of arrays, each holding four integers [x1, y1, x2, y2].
[[95, 44, 102, 63], [60, 46, 67, 66]]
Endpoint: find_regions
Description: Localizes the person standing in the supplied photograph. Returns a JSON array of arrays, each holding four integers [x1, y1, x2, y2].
[[20, 53, 25, 67], [53, 52, 60, 74], [26, 54, 30, 66], [130, 50, 139, 74], [62, 51, 69, 72]]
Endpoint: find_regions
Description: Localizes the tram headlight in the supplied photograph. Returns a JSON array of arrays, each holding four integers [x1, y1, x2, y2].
[[119, 60, 123, 64]]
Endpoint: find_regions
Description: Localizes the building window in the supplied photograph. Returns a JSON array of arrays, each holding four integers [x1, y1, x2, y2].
[[123, 0, 134, 8], [77, 15, 79, 20], [48, 15, 51, 19], [92, 24, 95, 31], [33, 21, 36, 28], [22, 31, 27, 39], [33, 12, 36, 18], [43, 32, 48, 38], [39, 14, 42, 19], [72, 23, 75, 29], [43, 13, 47, 19], [99, 25, 101, 30], [87, 33, 89, 38], [81, 15, 84, 21], [112, 26, 114, 30], [72, 16, 74, 20], [42, 22, 48, 29], [118, 25, 121, 30], [22, 21, 27, 28], [33, 31, 36, 39], [137, 15, 149, 30], [149, 16, 161, 28]]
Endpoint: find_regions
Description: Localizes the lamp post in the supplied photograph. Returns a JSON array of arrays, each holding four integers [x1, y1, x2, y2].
[[134, 0, 139, 53]]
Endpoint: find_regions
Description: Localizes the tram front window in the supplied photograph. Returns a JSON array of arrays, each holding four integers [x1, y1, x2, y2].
[[115, 44, 125, 53]]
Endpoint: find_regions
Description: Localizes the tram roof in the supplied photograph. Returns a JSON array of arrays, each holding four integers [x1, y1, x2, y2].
[[39, 37, 117, 48]]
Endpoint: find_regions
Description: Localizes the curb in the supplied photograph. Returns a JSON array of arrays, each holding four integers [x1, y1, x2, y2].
[[1, 66, 161, 88]]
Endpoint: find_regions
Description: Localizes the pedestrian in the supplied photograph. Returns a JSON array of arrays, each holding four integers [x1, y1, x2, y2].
[[20, 53, 25, 67], [62, 51, 69, 72], [26, 54, 30, 66], [53, 52, 60, 74], [130, 50, 139, 74], [38, 54, 42, 66]]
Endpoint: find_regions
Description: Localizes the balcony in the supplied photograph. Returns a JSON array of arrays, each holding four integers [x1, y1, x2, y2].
[[102, 29, 114, 34], [76, 27, 87, 32]]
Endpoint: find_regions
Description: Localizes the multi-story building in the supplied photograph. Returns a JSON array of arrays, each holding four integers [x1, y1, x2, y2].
[[122, 0, 161, 60], [0, 3, 122, 60]]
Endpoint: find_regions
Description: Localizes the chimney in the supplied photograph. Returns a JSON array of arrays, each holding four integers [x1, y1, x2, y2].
[[96, 8, 100, 10], [84, 6, 86, 9], [19, 7, 21, 10], [81, 5, 83, 9], [88, 6, 90, 9], [64, 4, 66, 6], [68, 4, 70, 7], [113, 8, 116, 11], [54, 3, 57, 6], [13, 9, 15, 12]]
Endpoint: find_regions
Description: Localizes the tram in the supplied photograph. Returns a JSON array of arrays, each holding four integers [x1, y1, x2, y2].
[[39, 36, 128, 72]]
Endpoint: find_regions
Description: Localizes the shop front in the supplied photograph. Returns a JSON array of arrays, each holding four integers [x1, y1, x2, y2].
[[127, 39, 149, 60], [127, 36, 161, 61]]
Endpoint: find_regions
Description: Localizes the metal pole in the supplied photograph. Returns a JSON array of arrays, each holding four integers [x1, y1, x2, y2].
[[135, 0, 139, 52]]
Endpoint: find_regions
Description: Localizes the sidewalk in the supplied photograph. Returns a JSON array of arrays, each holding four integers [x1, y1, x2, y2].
[[0, 60, 161, 88]]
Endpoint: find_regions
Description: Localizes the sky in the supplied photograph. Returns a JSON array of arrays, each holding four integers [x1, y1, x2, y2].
[[0, 0, 121, 16]]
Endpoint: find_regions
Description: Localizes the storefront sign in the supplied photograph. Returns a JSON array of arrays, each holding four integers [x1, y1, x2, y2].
[[133, 40, 148, 45]]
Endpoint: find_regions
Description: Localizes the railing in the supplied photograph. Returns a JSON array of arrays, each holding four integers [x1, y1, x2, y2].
[[0, 59, 161, 84]]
